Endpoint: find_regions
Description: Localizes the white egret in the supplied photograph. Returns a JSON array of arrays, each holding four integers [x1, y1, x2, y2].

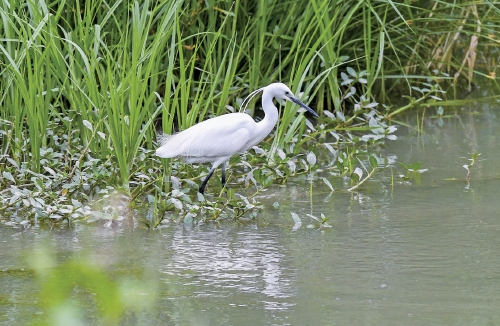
[[156, 83, 319, 194]]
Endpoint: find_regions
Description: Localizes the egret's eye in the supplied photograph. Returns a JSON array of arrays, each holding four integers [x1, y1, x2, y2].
[[285, 91, 290, 95]]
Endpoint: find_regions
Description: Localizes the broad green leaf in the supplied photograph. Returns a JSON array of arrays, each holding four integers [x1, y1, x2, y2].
[[322, 178, 334, 192], [82, 120, 93, 131], [307, 152, 316, 166], [291, 212, 301, 224], [369, 155, 379, 169], [346, 66, 357, 77], [3, 171, 15, 183]]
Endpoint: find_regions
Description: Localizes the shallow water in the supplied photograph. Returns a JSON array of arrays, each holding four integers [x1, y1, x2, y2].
[[1, 104, 500, 325]]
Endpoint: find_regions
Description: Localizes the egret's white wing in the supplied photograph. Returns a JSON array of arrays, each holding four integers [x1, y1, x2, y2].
[[156, 113, 257, 162]]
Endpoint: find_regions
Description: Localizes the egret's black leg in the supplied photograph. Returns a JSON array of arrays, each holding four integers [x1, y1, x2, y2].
[[199, 167, 216, 194], [221, 162, 226, 188]]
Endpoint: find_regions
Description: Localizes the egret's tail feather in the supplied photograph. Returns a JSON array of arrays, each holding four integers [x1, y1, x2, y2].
[[156, 131, 173, 146]]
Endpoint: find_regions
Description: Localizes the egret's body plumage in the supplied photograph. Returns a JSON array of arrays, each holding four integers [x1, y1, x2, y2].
[[156, 83, 318, 194]]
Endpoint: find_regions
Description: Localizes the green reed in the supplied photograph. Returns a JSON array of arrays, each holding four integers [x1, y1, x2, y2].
[[0, 0, 497, 196]]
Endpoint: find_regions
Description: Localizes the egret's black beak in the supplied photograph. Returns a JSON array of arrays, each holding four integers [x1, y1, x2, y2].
[[287, 94, 319, 118]]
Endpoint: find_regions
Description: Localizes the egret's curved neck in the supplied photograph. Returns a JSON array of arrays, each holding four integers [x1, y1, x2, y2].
[[258, 90, 279, 132]]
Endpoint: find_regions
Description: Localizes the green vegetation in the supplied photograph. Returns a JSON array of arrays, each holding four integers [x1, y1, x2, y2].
[[0, 0, 498, 225], [398, 161, 428, 185], [463, 152, 481, 181], [29, 247, 157, 325]]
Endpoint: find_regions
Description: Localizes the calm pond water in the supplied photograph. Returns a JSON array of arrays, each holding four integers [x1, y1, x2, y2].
[[1, 102, 500, 325]]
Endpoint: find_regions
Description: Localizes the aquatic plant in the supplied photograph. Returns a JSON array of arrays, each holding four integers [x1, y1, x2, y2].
[[29, 248, 157, 325], [0, 1, 497, 226], [398, 161, 428, 185], [463, 152, 481, 181]]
